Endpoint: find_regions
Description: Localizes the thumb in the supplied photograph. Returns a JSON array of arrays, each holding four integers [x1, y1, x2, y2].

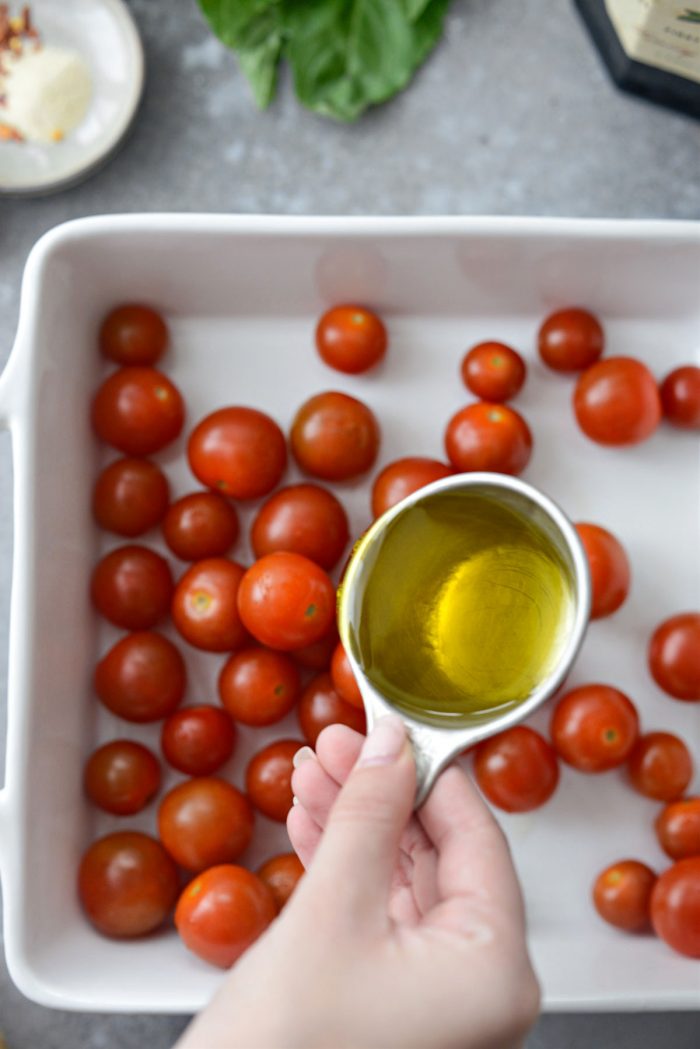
[[305, 716, 416, 925]]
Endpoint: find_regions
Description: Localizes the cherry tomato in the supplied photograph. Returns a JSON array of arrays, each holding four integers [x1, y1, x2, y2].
[[218, 647, 301, 727], [292, 622, 340, 670], [660, 365, 700, 430], [330, 642, 364, 710], [163, 491, 239, 561], [172, 558, 248, 652], [245, 739, 301, 822], [158, 778, 254, 872], [651, 857, 700, 958], [95, 631, 186, 722], [573, 357, 661, 446], [316, 304, 387, 375], [251, 484, 349, 571], [78, 832, 178, 938], [92, 367, 184, 456], [655, 798, 700, 860], [188, 407, 286, 500], [91, 545, 173, 630], [461, 342, 526, 402], [575, 522, 631, 620], [99, 304, 168, 366], [444, 402, 532, 475], [473, 726, 559, 813], [371, 457, 452, 519], [648, 613, 700, 702], [237, 552, 335, 651], [257, 853, 305, 912], [627, 732, 693, 802], [93, 458, 170, 538], [84, 740, 161, 815], [297, 672, 366, 746], [290, 391, 380, 482], [538, 308, 604, 373], [175, 865, 276, 969], [161, 705, 236, 776], [592, 859, 656, 932], [550, 684, 639, 773]]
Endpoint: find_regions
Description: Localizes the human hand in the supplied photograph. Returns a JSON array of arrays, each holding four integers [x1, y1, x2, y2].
[[177, 716, 539, 1049]]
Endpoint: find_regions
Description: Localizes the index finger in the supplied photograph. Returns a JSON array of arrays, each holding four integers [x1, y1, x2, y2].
[[418, 764, 524, 921]]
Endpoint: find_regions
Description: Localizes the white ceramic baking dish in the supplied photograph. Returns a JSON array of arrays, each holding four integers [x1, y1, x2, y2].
[[1, 215, 699, 1013]]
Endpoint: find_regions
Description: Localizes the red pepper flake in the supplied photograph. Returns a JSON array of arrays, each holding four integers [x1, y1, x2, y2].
[[0, 121, 23, 141], [0, 3, 39, 56]]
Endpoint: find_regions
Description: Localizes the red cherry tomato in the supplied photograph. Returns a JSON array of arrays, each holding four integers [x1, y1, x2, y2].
[[188, 407, 286, 500], [292, 626, 340, 670], [444, 402, 532, 475], [592, 859, 656, 931], [172, 558, 248, 652], [257, 853, 305, 912], [175, 865, 276, 969], [93, 458, 170, 538], [575, 522, 631, 619], [660, 365, 700, 430], [99, 304, 168, 366], [538, 308, 604, 373], [330, 642, 364, 710], [91, 545, 173, 630], [158, 778, 254, 872], [648, 613, 700, 702], [573, 357, 661, 446], [245, 739, 301, 822], [550, 684, 639, 772], [461, 342, 526, 401], [94, 631, 186, 722], [92, 367, 184, 456], [78, 832, 178, 938], [371, 457, 452, 519], [473, 726, 559, 813], [163, 492, 239, 561], [651, 857, 700, 958], [84, 740, 161, 816], [316, 304, 387, 375], [627, 732, 693, 802], [290, 391, 380, 482], [161, 705, 236, 776], [218, 647, 301, 727], [251, 484, 349, 570], [237, 552, 335, 651], [655, 798, 700, 860], [297, 672, 366, 746]]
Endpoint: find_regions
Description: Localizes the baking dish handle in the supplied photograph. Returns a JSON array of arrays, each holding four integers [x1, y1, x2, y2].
[[0, 346, 21, 882]]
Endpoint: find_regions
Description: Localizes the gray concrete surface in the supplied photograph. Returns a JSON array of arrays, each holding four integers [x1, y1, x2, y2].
[[0, 0, 699, 1045]]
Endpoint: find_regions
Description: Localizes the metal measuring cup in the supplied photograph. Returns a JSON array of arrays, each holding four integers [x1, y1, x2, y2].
[[337, 473, 591, 806]]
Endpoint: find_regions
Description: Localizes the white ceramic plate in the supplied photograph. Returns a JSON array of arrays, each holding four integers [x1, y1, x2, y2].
[[0, 216, 699, 1013], [0, 0, 143, 195]]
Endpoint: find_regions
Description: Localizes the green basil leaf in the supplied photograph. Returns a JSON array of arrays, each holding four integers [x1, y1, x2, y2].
[[198, 0, 284, 107], [402, 0, 434, 21], [412, 0, 451, 63], [284, 0, 449, 121], [198, 0, 452, 120], [198, 0, 274, 47], [237, 31, 283, 108]]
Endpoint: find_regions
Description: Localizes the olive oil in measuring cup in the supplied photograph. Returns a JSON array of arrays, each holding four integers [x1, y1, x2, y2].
[[345, 487, 577, 726]]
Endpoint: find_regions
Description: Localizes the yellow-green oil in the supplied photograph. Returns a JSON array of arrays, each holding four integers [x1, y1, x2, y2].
[[346, 491, 575, 726]]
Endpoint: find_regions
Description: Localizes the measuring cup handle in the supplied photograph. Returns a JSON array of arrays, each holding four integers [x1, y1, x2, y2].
[[359, 685, 461, 808]]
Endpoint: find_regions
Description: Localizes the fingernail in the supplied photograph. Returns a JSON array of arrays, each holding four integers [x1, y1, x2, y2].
[[293, 746, 315, 768], [292, 795, 300, 806], [357, 715, 407, 768]]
